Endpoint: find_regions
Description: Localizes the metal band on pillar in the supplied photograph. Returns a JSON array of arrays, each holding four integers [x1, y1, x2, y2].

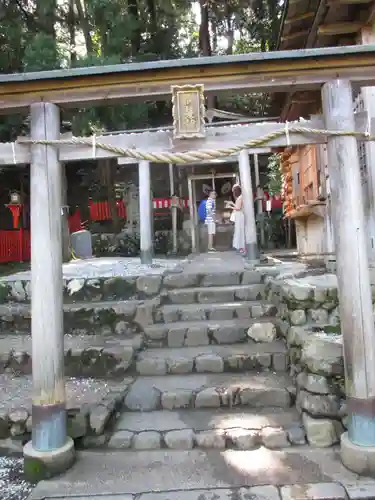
[[322, 79, 375, 474], [238, 149, 259, 263], [139, 160, 153, 264]]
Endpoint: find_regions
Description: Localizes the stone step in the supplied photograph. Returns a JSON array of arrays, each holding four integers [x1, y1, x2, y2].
[[0, 269, 264, 305], [0, 334, 142, 377], [108, 407, 305, 451], [135, 342, 288, 376], [123, 372, 293, 412], [144, 318, 280, 347], [162, 268, 264, 289], [0, 300, 151, 336], [164, 284, 266, 305], [156, 301, 277, 323], [29, 448, 358, 499]]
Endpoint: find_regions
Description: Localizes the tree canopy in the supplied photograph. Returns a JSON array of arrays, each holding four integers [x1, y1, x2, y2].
[[0, 0, 283, 139]]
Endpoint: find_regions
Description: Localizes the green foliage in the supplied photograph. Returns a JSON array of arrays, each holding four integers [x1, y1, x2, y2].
[[23, 34, 62, 72], [266, 153, 283, 195]]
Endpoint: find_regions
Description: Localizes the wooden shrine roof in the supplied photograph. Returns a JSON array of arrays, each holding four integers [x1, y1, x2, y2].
[[275, 0, 375, 121], [277, 0, 375, 52], [2, 45, 375, 113]]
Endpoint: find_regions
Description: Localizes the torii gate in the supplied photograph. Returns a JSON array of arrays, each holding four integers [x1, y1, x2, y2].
[[1, 44, 375, 478]]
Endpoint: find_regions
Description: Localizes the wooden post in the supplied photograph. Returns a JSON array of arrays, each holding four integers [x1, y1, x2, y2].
[[187, 177, 197, 253], [61, 163, 71, 261], [139, 160, 153, 264], [322, 79, 375, 474], [192, 176, 199, 251], [23, 102, 75, 481], [169, 163, 178, 254], [238, 149, 259, 262], [253, 153, 265, 248]]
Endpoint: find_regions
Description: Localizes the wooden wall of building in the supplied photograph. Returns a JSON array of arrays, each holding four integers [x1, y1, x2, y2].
[[291, 145, 319, 206]]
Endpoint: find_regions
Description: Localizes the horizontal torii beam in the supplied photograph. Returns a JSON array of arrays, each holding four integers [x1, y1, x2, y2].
[[1, 46, 375, 112], [1, 112, 372, 166]]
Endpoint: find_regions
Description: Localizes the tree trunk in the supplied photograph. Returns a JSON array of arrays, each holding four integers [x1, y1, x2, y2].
[[68, 0, 76, 64], [225, 5, 234, 55], [128, 0, 141, 57], [199, 0, 214, 108], [75, 0, 94, 54], [147, 0, 157, 35], [267, 0, 279, 50], [199, 0, 211, 57], [37, 0, 56, 38]]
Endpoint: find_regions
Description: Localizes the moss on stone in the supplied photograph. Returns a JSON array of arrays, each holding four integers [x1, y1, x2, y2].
[[324, 324, 341, 334], [0, 283, 10, 304], [102, 277, 137, 301], [24, 456, 49, 482], [96, 307, 117, 326]]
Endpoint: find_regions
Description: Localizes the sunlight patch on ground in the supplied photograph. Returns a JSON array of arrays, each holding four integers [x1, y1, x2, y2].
[[222, 447, 283, 475]]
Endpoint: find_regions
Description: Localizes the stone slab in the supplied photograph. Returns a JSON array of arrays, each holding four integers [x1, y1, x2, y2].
[[115, 408, 301, 433], [344, 481, 375, 499], [145, 318, 280, 347], [159, 301, 277, 322], [181, 251, 246, 275], [110, 407, 304, 450], [134, 342, 287, 376], [280, 482, 347, 500], [30, 483, 375, 500], [165, 284, 266, 304], [41, 497, 133, 500], [29, 448, 360, 499], [140, 486, 280, 500], [123, 372, 292, 411]]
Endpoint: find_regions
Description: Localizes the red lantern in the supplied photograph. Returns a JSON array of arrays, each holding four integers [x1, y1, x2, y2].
[[6, 204, 22, 229], [6, 192, 24, 261]]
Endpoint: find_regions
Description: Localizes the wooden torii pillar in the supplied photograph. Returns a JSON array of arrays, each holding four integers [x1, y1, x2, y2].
[[322, 80, 375, 475], [238, 149, 260, 263], [139, 160, 153, 264], [23, 102, 75, 479]]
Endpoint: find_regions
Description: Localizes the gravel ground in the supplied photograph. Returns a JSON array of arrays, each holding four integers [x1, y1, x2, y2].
[[0, 375, 122, 410], [0, 456, 34, 500], [0, 256, 185, 281]]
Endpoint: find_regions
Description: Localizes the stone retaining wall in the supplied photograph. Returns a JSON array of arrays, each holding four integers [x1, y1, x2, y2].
[[0, 265, 264, 305], [0, 300, 153, 336], [0, 382, 131, 453], [266, 273, 347, 447], [0, 274, 165, 304]]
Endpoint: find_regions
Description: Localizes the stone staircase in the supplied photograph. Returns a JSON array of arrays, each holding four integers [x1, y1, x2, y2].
[[106, 267, 306, 452], [0, 261, 307, 454]]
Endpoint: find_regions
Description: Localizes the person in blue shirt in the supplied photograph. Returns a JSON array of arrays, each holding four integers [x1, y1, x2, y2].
[[205, 190, 217, 252]]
